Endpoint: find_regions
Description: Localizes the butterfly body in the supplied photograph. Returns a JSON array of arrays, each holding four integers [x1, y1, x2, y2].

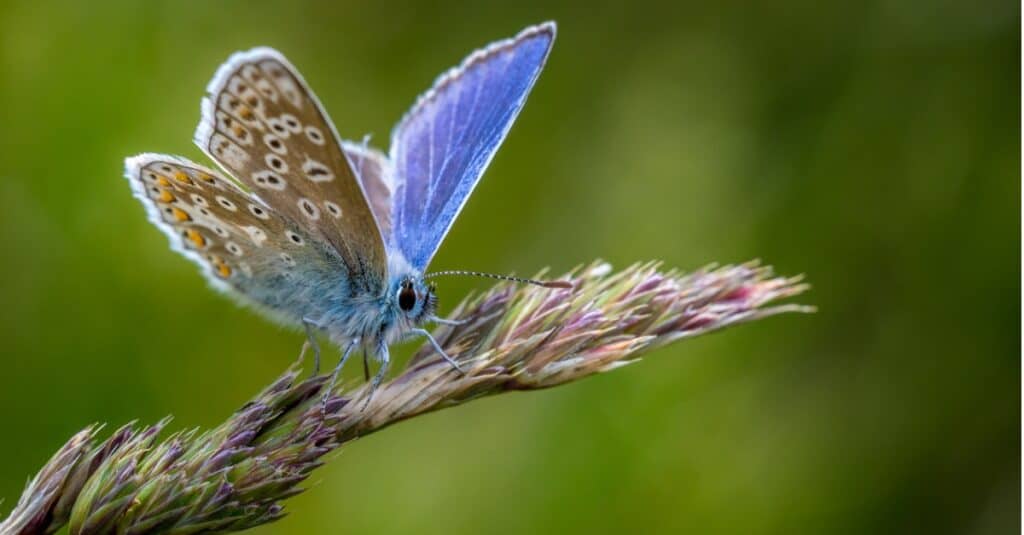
[[311, 268, 437, 353], [220, 237, 436, 357], [126, 23, 556, 392]]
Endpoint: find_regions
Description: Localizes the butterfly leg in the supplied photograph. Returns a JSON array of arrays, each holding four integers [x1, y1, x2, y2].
[[302, 317, 323, 376], [361, 348, 371, 382], [322, 338, 358, 408], [430, 316, 468, 327], [361, 344, 390, 411], [411, 328, 465, 374]]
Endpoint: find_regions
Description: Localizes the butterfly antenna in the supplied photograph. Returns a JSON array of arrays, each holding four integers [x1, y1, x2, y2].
[[424, 270, 573, 289]]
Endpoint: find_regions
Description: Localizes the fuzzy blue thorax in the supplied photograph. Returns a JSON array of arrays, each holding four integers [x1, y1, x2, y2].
[[315, 252, 436, 353]]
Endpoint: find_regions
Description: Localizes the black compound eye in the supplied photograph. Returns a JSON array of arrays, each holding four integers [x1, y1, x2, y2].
[[398, 286, 416, 312]]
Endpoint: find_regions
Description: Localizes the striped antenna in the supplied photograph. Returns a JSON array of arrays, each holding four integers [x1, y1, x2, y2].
[[424, 270, 572, 289]]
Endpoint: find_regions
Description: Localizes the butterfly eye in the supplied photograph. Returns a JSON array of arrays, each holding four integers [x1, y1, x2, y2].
[[398, 284, 417, 312]]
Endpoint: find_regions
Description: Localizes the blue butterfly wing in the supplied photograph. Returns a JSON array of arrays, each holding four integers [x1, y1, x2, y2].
[[389, 22, 556, 271]]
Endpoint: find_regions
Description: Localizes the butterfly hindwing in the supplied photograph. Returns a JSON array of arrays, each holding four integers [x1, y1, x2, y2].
[[125, 154, 345, 325], [343, 141, 394, 242], [389, 22, 555, 271], [194, 48, 386, 292]]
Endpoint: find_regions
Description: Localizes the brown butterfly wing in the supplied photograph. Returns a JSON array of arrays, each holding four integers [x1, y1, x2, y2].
[[125, 154, 344, 325], [194, 47, 387, 292], [343, 140, 393, 241]]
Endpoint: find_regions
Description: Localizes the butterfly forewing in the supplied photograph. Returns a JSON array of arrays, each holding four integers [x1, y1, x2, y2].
[[389, 23, 555, 271], [126, 154, 345, 323], [194, 48, 386, 291]]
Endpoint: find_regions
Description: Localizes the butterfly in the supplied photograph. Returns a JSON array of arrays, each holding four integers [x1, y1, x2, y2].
[[124, 22, 566, 402]]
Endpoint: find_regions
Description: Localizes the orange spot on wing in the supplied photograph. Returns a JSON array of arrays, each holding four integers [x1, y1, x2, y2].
[[184, 229, 206, 248], [216, 262, 232, 278], [155, 176, 171, 187], [197, 172, 216, 184], [238, 105, 254, 121], [231, 124, 249, 141], [156, 190, 175, 203], [171, 207, 191, 222], [173, 171, 193, 184]]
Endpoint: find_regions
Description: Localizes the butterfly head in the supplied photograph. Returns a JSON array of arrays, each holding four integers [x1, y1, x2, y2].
[[394, 276, 437, 324]]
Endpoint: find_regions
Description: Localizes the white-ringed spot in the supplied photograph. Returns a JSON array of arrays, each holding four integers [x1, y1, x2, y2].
[[252, 170, 286, 191], [280, 252, 296, 267], [266, 117, 290, 138], [304, 125, 325, 145], [324, 201, 343, 218], [302, 158, 334, 182], [226, 241, 244, 256], [216, 196, 237, 211], [191, 194, 209, 207], [298, 198, 320, 220], [279, 113, 302, 133], [263, 133, 287, 155], [264, 153, 288, 173], [285, 230, 304, 246], [248, 203, 270, 220]]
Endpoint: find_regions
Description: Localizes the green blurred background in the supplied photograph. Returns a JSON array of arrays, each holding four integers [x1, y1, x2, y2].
[[0, 1, 1019, 533]]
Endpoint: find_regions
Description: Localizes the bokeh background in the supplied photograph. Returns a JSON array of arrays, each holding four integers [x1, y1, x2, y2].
[[0, 1, 1019, 533]]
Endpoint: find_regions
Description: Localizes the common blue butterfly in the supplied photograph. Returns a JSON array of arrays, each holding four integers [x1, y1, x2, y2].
[[124, 22, 564, 401]]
